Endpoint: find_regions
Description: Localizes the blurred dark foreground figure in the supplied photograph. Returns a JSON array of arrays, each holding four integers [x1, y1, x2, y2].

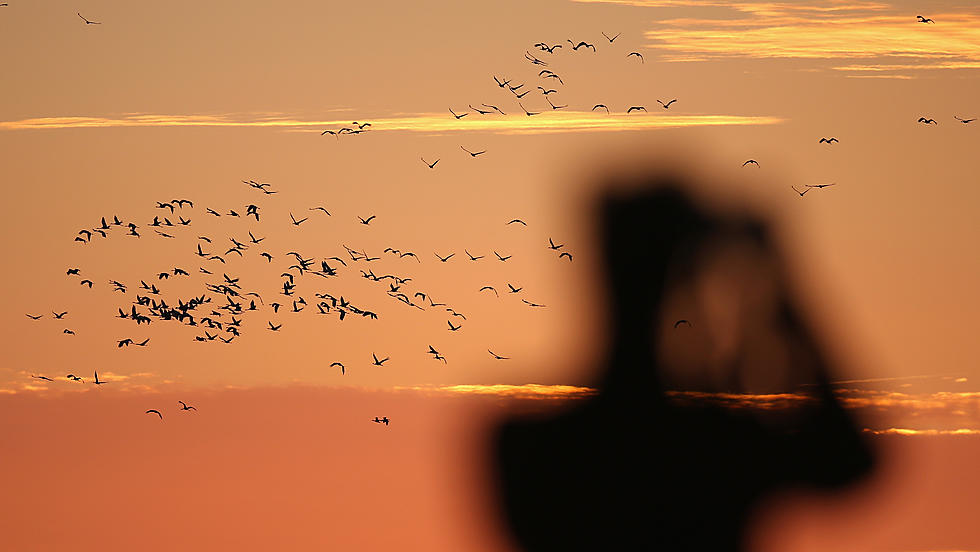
[[493, 172, 874, 551]]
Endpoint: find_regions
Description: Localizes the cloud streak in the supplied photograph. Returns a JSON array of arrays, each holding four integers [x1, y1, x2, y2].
[[0, 111, 783, 134], [574, 0, 980, 73], [395, 383, 598, 399]]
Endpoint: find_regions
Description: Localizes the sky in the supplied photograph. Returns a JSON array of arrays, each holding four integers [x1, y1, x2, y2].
[[1, 0, 978, 550]]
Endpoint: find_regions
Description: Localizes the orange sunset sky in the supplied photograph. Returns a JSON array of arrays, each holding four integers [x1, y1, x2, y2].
[[1, 1, 979, 550]]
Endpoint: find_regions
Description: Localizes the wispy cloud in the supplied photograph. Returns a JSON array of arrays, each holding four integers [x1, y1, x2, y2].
[[574, 0, 980, 73], [863, 428, 980, 436], [395, 383, 598, 399], [0, 111, 783, 134]]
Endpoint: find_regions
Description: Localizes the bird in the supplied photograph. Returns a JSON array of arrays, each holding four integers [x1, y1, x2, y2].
[[494, 251, 512, 261], [289, 213, 308, 226], [657, 99, 677, 109], [64, 329, 76, 335], [742, 159, 760, 167], [449, 108, 468, 120], [93, 371, 108, 385], [519, 102, 540, 116], [592, 104, 610, 113], [546, 97, 567, 110], [559, 252, 573, 261], [791, 186, 810, 197], [916, 15, 934, 23], [507, 219, 527, 226], [421, 157, 439, 169], [626, 106, 647, 113], [917, 117, 938, 125], [602, 31, 621, 42], [372, 416, 390, 426], [66, 374, 83, 382], [522, 299, 546, 308], [805, 182, 837, 189], [460, 146, 486, 157], [507, 283, 523, 294], [178, 401, 196, 411], [568, 40, 596, 52], [358, 215, 377, 225], [954, 116, 976, 123], [627, 52, 644, 63], [525, 51, 548, 66], [268, 322, 282, 331], [818, 137, 839, 144], [479, 286, 499, 297], [372, 353, 389, 366], [482, 103, 506, 115], [548, 237, 564, 250], [330, 362, 346, 375], [320, 130, 337, 137], [538, 87, 558, 95], [67, 268, 80, 276], [25, 313, 43, 320], [674, 319, 692, 328], [145, 409, 163, 420], [77, 12, 101, 25], [488, 349, 509, 360], [435, 252, 455, 262], [447, 320, 461, 331], [32, 375, 54, 382]]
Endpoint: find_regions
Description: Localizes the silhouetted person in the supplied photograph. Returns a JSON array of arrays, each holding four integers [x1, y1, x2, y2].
[[493, 172, 874, 551]]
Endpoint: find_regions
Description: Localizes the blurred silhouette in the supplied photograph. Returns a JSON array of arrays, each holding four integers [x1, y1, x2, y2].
[[493, 171, 874, 551]]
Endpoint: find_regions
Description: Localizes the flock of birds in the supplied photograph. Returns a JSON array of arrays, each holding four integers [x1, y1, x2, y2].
[[16, 10, 973, 426], [26, 176, 579, 425]]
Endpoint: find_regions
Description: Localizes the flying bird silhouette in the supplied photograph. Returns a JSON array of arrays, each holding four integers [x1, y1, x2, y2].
[[657, 99, 677, 109], [627, 52, 644, 63], [460, 146, 486, 157], [602, 31, 621, 43], [178, 401, 196, 411], [626, 106, 647, 113], [917, 117, 938, 125], [372, 353, 389, 366], [916, 15, 935, 23], [421, 157, 439, 169], [742, 159, 759, 167], [519, 102, 540, 116], [145, 409, 163, 420], [954, 116, 976, 123], [818, 137, 839, 144], [77, 12, 101, 24]]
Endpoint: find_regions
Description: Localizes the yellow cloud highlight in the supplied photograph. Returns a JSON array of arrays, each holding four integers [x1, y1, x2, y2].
[[395, 383, 597, 399], [0, 111, 783, 134], [646, 15, 980, 64], [863, 428, 980, 436], [575, 1, 980, 69]]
